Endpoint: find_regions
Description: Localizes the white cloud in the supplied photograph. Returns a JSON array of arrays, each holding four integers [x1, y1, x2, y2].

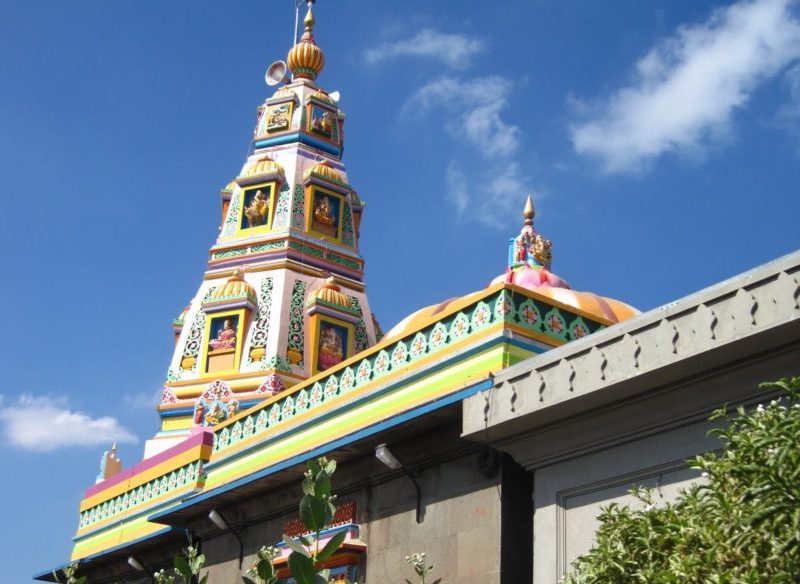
[[403, 76, 521, 157], [123, 389, 161, 409], [0, 394, 137, 452], [446, 160, 538, 229], [365, 29, 485, 69], [571, 0, 800, 173]]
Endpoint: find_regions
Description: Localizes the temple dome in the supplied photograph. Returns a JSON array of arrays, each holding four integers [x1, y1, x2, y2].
[[240, 155, 285, 179], [304, 160, 344, 183], [287, 4, 325, 80], [210, 270, 256, 302], [306, 278, 350, 309], [221, 181, 237, 193]]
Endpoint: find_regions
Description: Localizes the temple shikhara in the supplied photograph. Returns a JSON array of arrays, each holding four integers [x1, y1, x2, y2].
[[42, 4, 800, 584]]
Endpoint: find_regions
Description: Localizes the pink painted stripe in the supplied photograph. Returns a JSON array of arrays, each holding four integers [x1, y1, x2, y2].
[[84, 430, 214, 498]]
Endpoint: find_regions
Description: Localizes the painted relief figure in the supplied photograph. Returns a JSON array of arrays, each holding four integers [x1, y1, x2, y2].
[[243, 189, 270, 229], [309, 106, 333, 138], [310, 190, 340, 238], [317, 321, 348, 372], [204, 403, 225, 425], [265, 103, 291, 133], [209, 317, 238, 351]]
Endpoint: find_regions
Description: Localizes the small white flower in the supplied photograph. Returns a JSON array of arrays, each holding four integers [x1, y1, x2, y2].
[[701, 472, 709, 478]]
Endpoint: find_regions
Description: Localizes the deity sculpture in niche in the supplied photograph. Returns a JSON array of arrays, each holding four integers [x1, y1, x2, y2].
[[209, 318, 238, 351], [265, 103, 291, 133], [309, 106, 334, 138], [310, 190, 340, 238], [204, 403, 225, 425], [317, 321, 347, 372], [243, 189, 270, 229], [193, 402, 206, 425]]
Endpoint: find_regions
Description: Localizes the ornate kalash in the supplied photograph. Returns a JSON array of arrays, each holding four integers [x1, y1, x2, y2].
[[153, 0, 381, 457], [48, 3, 638, 577]]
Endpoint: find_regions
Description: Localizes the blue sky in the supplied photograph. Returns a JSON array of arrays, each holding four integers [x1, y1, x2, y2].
[[1, 0, 799, 580]]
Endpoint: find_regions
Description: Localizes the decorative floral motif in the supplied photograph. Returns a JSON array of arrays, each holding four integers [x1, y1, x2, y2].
[[518, 300, 542, 329], [257, 374, 285, 395], [373, 350, 391, 376], [569, 317, 590, 340], [221, 192, 241, 237], [269, 403, 282, 425], [309, 382, 324, 406], [449, 313, 470, 339], [295, 389, 310, 412], [246, 277, 274, 366], [544, 309, 567, 338], [286, 279, 307, 366], [324, 375, 339, 399], [341, 202, 355, 247], [471, 302, 492, 329], [291, 184, 305, 228], [282, 396, 295, 419], [272, 183, 291, 228], [494, 291, 514, 318], [340, 367, 355, 392], [410, 333, 427, 359], [160, 386, 178, 405], [355, 359, 372, 385], [255, 410, 268, 431], [349, 296, 370, 352], [391, 341, 408, 367], [429, 322, 448, 350]]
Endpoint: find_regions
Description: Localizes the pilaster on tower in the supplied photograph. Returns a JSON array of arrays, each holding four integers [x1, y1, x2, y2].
[[147, 4, 379, 458]]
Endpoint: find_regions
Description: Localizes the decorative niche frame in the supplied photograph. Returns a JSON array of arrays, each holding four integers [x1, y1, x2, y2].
[[257, 100, 294, 137], [309, 315, 355, 376], [305, 184, 345, 243], [200, 308, 248, 376], [235, 181, 277, 237], [306, 103, 337, 142]]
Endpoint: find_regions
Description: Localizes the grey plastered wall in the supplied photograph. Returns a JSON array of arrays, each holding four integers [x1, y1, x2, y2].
[[463, 250, 800, 584]]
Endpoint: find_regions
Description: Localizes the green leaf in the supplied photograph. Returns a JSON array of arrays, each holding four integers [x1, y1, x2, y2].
[[302, 476, 316, 496], [324, 459, 337, 475], [174, 556, 191, 579], [300, 494, 328, 532], [257, 559, 275, 581], [314, 470, 332, 499], [199, 575, 208, 584], [241, 577, 257, 584], [283, 533, 310, 557], [288, 552, 317, 584], [316, 531, 346, 563]]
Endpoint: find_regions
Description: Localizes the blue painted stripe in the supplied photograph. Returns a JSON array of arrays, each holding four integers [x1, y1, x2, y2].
[[149, 378, 493, 524], [253, 133, 341, 156]]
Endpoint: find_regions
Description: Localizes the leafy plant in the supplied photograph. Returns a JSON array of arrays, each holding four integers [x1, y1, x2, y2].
[[155, 546, 208, 584], [242, 546, 281, 584], [53, 563, 86, 584], [281, 457, 347, 584], [404, 552, 440, 584], [564, 377, 800, 583]]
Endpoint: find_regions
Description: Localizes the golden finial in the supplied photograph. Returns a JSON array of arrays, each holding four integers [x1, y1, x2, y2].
[[111, 442, 117, 455], [523, 194, 535, 226], [304, 1, 316, 33]]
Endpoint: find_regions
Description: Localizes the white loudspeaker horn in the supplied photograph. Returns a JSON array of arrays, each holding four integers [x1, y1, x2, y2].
[[265, 61, 289, 86], [328, 91, 341, 103]]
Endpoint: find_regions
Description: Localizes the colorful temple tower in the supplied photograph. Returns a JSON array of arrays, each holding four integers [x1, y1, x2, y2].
[[151, 3, 379, 457], [41, 5, 640, 581]]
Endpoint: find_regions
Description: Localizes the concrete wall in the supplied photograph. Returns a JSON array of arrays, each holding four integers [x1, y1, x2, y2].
[[463, 250, 800, 584]]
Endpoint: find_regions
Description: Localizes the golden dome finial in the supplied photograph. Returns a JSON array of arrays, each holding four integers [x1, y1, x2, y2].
[[523, 194, 535, 226], [304, 1, 316, 33]]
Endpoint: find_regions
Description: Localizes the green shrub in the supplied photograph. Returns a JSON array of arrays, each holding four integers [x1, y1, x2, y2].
[[564, 377, 800, 584]]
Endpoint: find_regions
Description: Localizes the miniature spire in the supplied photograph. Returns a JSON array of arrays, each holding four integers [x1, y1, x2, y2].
[[303, 1, 316, 33], [523, 194, 535, 227]]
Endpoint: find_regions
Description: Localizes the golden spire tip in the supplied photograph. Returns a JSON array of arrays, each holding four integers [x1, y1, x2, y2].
[[523, 194, 535, 225], [304, 1, 316, 32]]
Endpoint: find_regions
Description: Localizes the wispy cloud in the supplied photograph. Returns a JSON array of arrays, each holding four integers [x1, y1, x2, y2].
[[123, 389, 161, 409], [365, 29, 485, 70], [404, 76, 521, 157], [404, 75, 530, 226], [0, 394, 137, 452], [571, 0, 800, 173]]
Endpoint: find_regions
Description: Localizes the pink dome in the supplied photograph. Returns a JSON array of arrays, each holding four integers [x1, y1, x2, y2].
[[490, 266, 570, 290]]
